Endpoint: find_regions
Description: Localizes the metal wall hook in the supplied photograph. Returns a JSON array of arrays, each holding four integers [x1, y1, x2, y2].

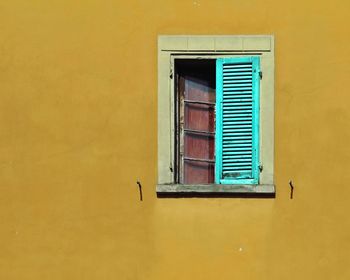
[[289, 180, 294, 199], [136, 181, 143, 201]]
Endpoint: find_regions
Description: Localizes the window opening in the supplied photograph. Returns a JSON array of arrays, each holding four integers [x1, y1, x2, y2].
[[175, 59, 216, 184]]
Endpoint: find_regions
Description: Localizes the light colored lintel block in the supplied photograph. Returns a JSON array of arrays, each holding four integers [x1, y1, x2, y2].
[[158, 36, 188, 50], [188, 37, 215, 51], [215, 37, 243, 51], [243, 37, 271, 51]]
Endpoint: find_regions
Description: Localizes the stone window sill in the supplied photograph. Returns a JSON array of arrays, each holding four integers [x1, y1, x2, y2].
[[157, 184, 275, 198]]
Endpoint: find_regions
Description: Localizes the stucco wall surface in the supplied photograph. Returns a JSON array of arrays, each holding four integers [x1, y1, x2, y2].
[[0, 0, 349, 279]]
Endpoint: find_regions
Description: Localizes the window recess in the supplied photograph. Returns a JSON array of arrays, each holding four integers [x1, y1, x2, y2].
[[175, 58, 260, 185]]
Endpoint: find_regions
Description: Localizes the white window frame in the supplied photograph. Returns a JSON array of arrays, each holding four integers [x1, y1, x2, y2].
[[157, 35, 275, 195]]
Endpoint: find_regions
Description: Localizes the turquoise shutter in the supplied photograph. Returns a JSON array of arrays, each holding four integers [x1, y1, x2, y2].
[[215, 57, 260, 184]]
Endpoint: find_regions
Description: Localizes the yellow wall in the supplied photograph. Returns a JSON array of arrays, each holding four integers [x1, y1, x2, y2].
[[0, 0, 349, 279]]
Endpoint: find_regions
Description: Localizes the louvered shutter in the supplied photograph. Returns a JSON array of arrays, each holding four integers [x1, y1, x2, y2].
[[215, 57, 260, 184]]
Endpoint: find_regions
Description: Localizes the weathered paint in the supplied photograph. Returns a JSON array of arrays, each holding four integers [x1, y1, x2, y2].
[[0, 1, 350, 280]]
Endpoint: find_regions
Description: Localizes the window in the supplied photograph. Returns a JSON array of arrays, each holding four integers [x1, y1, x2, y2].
[[157, 35, 275, 194]]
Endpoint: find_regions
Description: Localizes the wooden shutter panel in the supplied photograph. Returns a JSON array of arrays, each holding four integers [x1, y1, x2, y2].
[[215, 57, 260, 184]]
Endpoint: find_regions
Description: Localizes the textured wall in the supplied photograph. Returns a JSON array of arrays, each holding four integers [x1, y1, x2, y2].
[[0, 0, 349, 279]]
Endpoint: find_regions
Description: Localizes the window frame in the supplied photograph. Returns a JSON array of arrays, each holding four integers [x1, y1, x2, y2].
[[157, 35, 275, 195]]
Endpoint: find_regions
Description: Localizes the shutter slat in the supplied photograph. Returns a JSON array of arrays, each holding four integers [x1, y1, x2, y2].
[[223, 166, 251, 170], [223, 141, 252, 145], [222, 92, 252, 96], [223, 124, 252, 128], [221, 147, 252, 151], [223, 160, 252, 164], [223, 80, 252, 84], [223, 73, 253, 78], [223, 77, 252, 81], [221, 153, 252, 157], [223, 147, 252, 150], [223, 86, 252, 91], [223, 143, 252, 147], [223, 69, 252, 73], [223, 119, 252, 122], [223, 65, 251, 68], [221, 135, 252, 140]]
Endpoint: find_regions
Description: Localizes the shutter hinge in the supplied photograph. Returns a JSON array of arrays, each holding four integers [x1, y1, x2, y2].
[[170, 68, 173, 79], [259, 71, 263, 80], [259, 165, 263, 172]]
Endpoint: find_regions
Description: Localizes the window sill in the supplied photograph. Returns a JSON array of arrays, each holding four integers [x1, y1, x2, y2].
[[157, 184, 275, 198]]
